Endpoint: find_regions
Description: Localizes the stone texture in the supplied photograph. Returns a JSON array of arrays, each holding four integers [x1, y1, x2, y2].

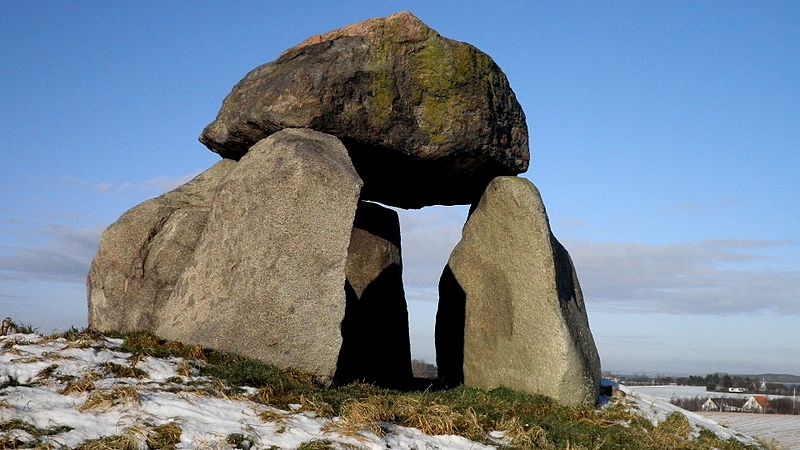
[[88, 160, 236, 333], [155, 128, 362, 378], [436, 176, 601, 405], [200, 12, 528, 209], [336, 201, 413, 388]]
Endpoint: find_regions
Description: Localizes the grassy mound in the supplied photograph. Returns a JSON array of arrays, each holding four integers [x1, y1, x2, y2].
[[94, 331, 763, 450]]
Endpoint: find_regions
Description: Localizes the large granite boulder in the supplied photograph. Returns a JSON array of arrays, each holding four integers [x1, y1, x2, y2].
[[155, 128, 362, 378], [200, 12, 528, 209], [436, 177, 600, 405], [87, 160, 236, 333], [336, 201, 413, 388]]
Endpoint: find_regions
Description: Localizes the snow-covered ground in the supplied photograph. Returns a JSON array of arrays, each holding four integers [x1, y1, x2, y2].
[[700, 413, 800, 450], [625, 385, 800, 449], [618, 385, 759, 445], [0, 333, 494, 449]]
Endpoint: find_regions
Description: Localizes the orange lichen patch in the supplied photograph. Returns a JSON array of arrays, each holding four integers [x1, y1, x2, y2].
[[289, 12, 428, 54]]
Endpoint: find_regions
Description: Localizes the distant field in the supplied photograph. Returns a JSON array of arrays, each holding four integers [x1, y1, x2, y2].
[[627, 385, 795, 401], [700, 413, 800, 450]]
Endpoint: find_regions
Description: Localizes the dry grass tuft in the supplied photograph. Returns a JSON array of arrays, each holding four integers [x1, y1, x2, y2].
[[287, 393, 335, 417], [571, 400, 641, 427], [297, 440, 336, 450], [251, 386, 334, 418], [75, 432, 141, 450], [181, 380, 245, 402], [33, 364, 59, 381], [495, 416, 548, 448], [175, 361, 194, 378], [162, 340, 184, 352], [60, 372, 101, 395], [209, 380, 232, 399], [654, 412, 693, 439], [335, 395, 483, 439], [126, 333, 162, 352], [1, 343, 22, 354], [396, 398, 482, 438], [51, 327, 104, 342], [61, 340, 94, 350], [0, 419, 73, 449], [0, 435, 29, 449], [14, 356, 45, 364], [259, 408, 289, 434], [251, 386, 276, 404], [146, 421, 182, 450], [187, 345, 207, 361], [258, 409, 286, 424], [335, 396, 387, 435], [40, 351, 78, 361], [101, 361, 147, 379], [79, 386, 140, 412], [282, 367, 316, 385]]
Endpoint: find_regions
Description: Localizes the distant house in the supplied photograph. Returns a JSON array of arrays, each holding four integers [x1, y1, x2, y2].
[[701, 398, 719, 412], [742, 395, 771, 413], [702, 398, 746, 412]]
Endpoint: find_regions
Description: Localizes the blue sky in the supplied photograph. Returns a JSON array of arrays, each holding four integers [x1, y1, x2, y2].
[[2, 1, 798, 375]]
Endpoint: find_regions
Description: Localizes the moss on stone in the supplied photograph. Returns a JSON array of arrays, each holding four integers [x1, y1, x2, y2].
[[365, 26, 485, 146], [366, 37, 397, 129], [410, 35, 474, 147]]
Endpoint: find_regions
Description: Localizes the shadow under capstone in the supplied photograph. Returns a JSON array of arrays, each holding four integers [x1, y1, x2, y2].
[[434, 264, 466, 388], [334, 201, 413, 389]]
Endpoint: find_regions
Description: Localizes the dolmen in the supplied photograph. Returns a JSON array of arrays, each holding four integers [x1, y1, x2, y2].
[[88, 12, 600, 405]]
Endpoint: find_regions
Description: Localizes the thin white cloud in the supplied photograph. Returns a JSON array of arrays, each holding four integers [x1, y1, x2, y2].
[[396, 206, 469, 288], [394, 208, 799, 316], [567, 239, 800, 315], [63, 172, 198, 196], [0, 226, 101, 283]]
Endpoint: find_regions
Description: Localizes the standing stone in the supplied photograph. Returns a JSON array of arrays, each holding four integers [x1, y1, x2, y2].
[[336, 201, 413, 388], [88, 160, 236, 333], [199, 12, 528, 209], [155, 128, 362, 378], [436, 176, 600, 405]]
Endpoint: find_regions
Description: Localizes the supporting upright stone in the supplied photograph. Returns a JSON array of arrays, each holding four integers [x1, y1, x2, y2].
[[436, 176, 600, 405], [88, 160, 237, 333], [155, 128, 362, 378], [336, 201, 413, 388]]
